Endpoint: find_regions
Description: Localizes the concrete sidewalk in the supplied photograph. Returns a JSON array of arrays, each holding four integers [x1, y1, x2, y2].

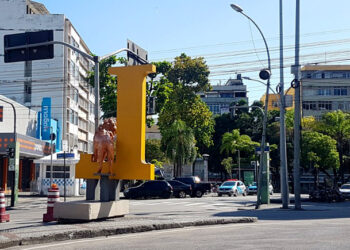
[[0, 195, 257, 249]]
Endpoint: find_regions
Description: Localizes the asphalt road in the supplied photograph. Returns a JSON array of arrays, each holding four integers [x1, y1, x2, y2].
[[128, 194, 257, 218], [6, 194, 350, 249], [15, 215, 350, 250]]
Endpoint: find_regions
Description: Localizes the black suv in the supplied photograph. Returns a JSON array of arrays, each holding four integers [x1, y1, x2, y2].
[[123, 180, 173, 199]]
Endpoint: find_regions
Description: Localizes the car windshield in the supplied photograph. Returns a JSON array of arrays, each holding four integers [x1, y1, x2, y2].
[[341, 184, 350, 189], [222, 181, 235, 186], [251, 182, 257, 186]]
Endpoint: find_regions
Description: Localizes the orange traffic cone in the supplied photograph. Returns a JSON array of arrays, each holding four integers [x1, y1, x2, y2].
[[0, 188, 10, 223], [43, 184, 60, 222]]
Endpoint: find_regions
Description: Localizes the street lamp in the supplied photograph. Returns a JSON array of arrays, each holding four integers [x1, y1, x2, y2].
[[243, 78, 289, 208], [230, 4, 271, 209]]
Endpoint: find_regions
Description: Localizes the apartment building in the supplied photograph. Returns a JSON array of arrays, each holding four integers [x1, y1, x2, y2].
[[260, 87, 294, 111], [301, 65, 350, 119], [199, 75, 248, 115], [0, 0, 95, 153]]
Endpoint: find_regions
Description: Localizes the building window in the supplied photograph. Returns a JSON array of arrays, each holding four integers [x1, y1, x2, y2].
[[88, 121, 95, 133], [318, 101, 332, 110], [0, 106, 3, 122], [208, 104, 220, 114], [220, 93, 234, 98], [338, 103, 344, 110], [318, 88, 331, 96], [46, 165, 70, 178], [332, 72, 346, 78], [235, 92, 246, 97], [302, 101, 317, 110], [68, 109, 78, 125], [70, 60, 75, 75], [70, 88, 79, 103], [334, 87, 347, 96], [89, 102, 94, 114]]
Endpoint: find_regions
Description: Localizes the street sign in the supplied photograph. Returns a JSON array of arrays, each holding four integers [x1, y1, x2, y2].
[[57, 153, 74, 159], [4, 30, 54, 63], [255, 146, 270, 153], [127, 39, 148, 66]]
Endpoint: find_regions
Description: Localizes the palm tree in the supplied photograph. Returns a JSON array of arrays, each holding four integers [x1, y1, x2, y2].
[[319, 110, 350, 183], [161, 120, 197, 177], [220, 129, 259, 179]]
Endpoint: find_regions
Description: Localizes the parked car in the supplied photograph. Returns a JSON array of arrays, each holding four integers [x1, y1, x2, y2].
[[247, 182, 273, 195], [167, 180, 192, 198], [339, 183, 350, 199], [174, 176, 211, 198], [218, 180, 246, 197], [123, 180, 173, 199]]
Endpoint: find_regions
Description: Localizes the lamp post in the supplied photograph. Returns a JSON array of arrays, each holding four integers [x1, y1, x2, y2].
[[230, 4, 271, 209], [243, 74, 290, 208]]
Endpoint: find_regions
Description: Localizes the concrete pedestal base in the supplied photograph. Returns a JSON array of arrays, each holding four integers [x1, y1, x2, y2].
[[53, 200, 129, 222]]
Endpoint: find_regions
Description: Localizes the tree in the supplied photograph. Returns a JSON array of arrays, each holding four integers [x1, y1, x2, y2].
[[158, 87, 214, 151], [301, 131, 339, 186], [221, 157, 234, 178], [88, 56, 126, 118], [161, 120, 197, 177], [318, 110, 350, 182], [220, 129, 259, 178], [167, 53, 210, 92], [145, 139, 166, 164], [220, 129, 259, 157]]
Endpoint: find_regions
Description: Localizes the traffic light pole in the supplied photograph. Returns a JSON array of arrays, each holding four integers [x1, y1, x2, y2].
[[0, 98, 17, 206], [4, 37, 148, 202]]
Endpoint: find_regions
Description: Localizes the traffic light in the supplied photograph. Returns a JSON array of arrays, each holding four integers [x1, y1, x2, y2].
[[4, 30, 54, 63], [259, 69, 271, 80], [6, 147, 15, 158]]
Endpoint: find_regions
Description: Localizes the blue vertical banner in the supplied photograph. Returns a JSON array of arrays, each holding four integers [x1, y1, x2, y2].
[[41, 97, 51, 140]]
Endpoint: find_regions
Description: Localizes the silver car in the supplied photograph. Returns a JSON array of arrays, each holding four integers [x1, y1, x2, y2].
[[339, 184, 350, 198]]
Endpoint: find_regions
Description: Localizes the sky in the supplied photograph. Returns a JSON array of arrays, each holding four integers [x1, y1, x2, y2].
[[39, 0, 350, 103]]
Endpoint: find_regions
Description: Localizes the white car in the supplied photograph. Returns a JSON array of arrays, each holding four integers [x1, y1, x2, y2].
[[339, 184, 350, 198], [247, 182, 273, 195], [218, 180, 246, 197]]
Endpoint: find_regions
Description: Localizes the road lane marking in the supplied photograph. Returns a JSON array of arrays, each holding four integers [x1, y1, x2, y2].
[[184, 203, 206, 206]]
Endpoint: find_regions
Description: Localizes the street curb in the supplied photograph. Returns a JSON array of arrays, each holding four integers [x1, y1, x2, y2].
[[0, 217, 257, 249]]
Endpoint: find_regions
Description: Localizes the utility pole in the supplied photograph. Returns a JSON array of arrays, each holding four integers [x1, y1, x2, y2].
[[279, 0, 289, 209], [292, 0, 302, 210]]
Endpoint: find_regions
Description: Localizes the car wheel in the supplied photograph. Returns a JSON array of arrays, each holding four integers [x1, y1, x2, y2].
[[178, 191, 186, 198], [270, 191, 273, 195], [218, 193, 222, 197], [228, 193, 232, 197], [195, 190, 203, 198], [243, 190, 247, 196], [233, 190, 238, 197]]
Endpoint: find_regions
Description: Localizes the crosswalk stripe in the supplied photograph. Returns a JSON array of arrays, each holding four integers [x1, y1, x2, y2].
[[184, 203, 206, 206]]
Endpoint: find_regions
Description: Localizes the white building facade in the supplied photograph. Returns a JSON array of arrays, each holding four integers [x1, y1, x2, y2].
[[301, 65, 350, 119], [0, 0, 95, 154]]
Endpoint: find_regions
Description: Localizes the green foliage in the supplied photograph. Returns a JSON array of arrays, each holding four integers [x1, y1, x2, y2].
[[318, 110, 350, 180], [221, 157, 234, 178], [318, 110, 350, 143], [301, 131, 339, 172], [159, 87, 214, 150], [161, 120, 197, 177], [88, 56, 125, 118], [167, 53, 210, 92], [220, 129, 259, 157], [145, 139, 166, 164]]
